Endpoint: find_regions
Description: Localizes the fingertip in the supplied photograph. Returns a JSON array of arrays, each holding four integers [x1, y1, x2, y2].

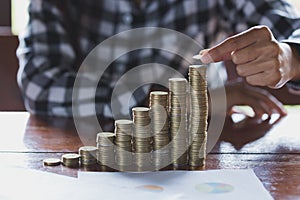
[[274, 104, 287, 116], [281, 107, 288, 116], [199, 52, 214, 64], [272, 107, 287, 117], [192, 54, 202, 60], [193, 49, 210, 61]]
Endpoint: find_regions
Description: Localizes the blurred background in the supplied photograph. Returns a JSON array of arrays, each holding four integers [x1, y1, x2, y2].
[[0, 0, 300, 112]]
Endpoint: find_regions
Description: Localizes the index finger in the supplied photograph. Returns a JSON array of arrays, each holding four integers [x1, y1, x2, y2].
[[200, 27, 263, 63]]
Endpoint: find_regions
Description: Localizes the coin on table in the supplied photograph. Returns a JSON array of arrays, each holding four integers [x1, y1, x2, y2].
[[43, 158, 61, 166], [61, 153, 81, 167], [79, 146, 98, 166]]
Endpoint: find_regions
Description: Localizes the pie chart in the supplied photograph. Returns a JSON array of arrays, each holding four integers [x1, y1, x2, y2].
[[136, 185, 164, 193], [195, 182, 234, 194]]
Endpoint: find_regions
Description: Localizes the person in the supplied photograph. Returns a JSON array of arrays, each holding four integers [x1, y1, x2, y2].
[[17, 0, 300, 119]]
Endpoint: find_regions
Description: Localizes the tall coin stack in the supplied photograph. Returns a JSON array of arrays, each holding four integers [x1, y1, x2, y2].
[[114, 120, 134, 170], [169, 78, 189, 166], [79, 146, 98, 166], [132, 107, 153, 170], [149, 91, 170, 169], [96, 132, 116, 167], [189, 65, 208, 167]]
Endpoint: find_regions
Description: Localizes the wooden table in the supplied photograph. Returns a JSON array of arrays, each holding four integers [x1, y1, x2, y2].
[[1, 107, 300, 200]]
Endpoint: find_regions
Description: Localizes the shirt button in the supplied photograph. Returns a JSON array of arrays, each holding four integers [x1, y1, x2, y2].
[[123, 13, 133, 25]]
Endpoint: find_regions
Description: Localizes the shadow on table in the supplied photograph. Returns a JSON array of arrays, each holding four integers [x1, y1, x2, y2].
[[214, 113, 285, 151]]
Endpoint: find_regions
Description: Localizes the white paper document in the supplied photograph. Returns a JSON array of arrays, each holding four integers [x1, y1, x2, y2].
[[0, 168, 272, 200], [0, 167, 88, 200], [78, 169, 273, 200]]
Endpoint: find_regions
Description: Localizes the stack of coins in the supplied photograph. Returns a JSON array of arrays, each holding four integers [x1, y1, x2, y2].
[[79, 146, 98, 165], [149, 91, 170, 168], [96, 132, 116, 167], [132, 107, 152, 170], [189, 65, 208, 167], [61, 153, 81, 168], [169, 78, 189, 166], [115, 120, 134, 169]]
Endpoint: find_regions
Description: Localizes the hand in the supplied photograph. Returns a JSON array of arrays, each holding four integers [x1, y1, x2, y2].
[[198, 26, 300, 88], [225, 80, 287, 121]]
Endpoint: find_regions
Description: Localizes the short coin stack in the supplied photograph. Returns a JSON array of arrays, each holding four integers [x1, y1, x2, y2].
[[61, 153, 81, 168], [96, 132, 116, 167], [79, 146, 98, 166], [149, 91, 170, 168], [132, 107, 152, 170], [169, 78, 189, 166], [189, 65, 208, 167], [114, 120, 134, 169]]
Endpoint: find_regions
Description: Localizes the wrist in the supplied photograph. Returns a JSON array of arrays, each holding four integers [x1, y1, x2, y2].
[[289, 44, 300, 81]]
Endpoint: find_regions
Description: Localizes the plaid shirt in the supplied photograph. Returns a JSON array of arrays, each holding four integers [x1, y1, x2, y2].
[[17, 0, 300, 117]]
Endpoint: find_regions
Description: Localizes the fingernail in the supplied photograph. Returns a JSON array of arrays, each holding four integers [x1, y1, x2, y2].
[[200, 52, 213, 63], [192, 54, 201, 60]]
